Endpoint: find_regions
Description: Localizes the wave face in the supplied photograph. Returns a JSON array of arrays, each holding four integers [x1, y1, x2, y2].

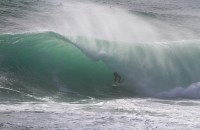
[[1, 32, 200, 100], [0, 32, 122, 101]]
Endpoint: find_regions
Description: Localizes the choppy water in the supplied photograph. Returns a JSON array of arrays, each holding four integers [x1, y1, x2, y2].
[[0, 99, 200, 129]]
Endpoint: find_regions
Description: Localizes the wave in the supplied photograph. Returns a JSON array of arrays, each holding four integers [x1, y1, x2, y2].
[[0, 32, 200, 100], [0, 32, 136, 101], [74, 37, 200, 98]]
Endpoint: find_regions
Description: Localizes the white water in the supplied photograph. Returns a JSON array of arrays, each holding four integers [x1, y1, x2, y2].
[[157, 82, 200, 99], [0, 98, 200, 129]]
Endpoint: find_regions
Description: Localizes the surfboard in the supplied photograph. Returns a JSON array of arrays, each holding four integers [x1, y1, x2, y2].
[[112, 82, 121, 87], [112, 83, 119, 87], [112, 80, 124, 87]]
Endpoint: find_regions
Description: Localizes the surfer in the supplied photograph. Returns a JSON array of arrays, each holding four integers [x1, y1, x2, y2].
[[114, 72, 121, 84]]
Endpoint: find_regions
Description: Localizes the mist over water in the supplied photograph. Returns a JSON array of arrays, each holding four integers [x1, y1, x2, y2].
[[1, 0, 161, 42], [2, 0, 200, 41]]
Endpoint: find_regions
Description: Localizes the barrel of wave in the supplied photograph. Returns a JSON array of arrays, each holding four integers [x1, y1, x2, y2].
[[0, 32, 118, 99]]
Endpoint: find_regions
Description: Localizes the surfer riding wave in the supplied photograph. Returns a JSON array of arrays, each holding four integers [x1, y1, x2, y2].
[[114, 72, 121, 84]]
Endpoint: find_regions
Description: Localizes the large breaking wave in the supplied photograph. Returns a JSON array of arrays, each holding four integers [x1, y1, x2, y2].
[[1, 0, 200, 100], [0, 32, 200, 100]]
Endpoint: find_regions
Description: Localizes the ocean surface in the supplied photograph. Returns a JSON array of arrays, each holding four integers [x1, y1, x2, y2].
[[0, 0, 200, 129]]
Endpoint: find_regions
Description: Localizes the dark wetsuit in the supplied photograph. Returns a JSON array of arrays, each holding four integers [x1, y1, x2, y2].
[[114, 72, 121, 84]]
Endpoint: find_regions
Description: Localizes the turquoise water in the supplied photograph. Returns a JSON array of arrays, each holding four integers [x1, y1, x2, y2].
[[0, 32, 114, 100]]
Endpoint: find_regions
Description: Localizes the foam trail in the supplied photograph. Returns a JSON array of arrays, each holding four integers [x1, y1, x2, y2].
[[0, 86, 49, 101]]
